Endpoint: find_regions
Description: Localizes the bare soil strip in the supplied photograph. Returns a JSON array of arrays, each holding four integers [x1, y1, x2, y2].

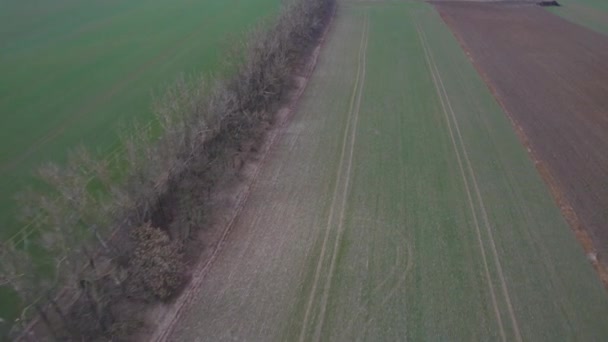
[[434, 0, 608, 285]]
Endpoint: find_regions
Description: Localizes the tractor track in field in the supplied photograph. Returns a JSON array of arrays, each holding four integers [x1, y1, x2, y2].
[[417, 22, 522, 342], [358, 231, 414, 338], [313, 13, 369, 341], [336, 215, 414, 340], [298, 13, 369, 342]]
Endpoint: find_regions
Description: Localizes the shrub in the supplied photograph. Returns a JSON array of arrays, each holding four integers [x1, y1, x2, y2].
[[126, 223, 185, 301]]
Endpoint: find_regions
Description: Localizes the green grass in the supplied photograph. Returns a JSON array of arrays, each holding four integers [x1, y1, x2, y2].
[[0, 0, 279, 335], [168, 1, 608, 340], [559, 0, 608, 12], [0, 0, 280, 239], [547, 0, 608, 34]]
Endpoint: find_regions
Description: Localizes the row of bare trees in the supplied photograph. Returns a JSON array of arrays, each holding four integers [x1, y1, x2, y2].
[[0, 0, 334, 340]]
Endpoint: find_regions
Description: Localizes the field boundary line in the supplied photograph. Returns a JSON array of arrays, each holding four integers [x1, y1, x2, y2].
[[312, 13, 369, 342], [298, 13, 368, 342], [416, 22, 508, 342], [418, 25, 522, 342]]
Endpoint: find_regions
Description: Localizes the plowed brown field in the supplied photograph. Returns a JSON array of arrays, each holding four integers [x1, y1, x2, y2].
[[435, 1, 608, 259]]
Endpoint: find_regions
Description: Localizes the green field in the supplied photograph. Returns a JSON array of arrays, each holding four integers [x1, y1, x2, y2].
[[0, 0, 280, 335], [0, 0, 279, 238], [167, 1, 608, 340], [548, 0, 608, 34]]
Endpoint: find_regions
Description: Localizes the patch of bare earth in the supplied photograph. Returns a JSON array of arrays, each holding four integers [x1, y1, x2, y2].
[[433, 1, 608, 287]]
